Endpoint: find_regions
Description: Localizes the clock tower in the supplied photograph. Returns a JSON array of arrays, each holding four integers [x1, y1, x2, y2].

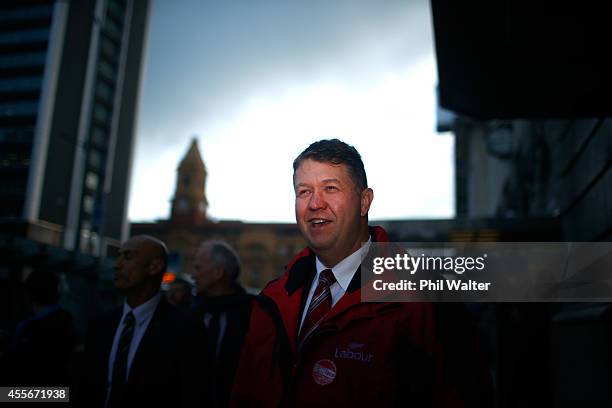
[[170, 138, 208, 225]]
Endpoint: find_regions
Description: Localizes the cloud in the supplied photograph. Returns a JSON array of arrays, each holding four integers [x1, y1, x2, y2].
[[138, 0, 433, 145], [129, 0, 452, 223]]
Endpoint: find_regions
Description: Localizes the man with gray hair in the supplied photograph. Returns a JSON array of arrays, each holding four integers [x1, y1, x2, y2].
[[192, 240, 253, 408], [193, 241, 241, 297]]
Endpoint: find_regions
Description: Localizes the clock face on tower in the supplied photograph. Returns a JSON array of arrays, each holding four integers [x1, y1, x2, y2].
[[177, 198, 189, 211]]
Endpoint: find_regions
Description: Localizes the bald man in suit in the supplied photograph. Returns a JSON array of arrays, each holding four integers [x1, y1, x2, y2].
[[78, 235, 211, 407]]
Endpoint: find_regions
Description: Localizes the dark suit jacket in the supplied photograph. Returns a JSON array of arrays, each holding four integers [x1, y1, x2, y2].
[[77, 296, 211, 408], [1, 306, 76, 386], [193, 287, 253, 408]]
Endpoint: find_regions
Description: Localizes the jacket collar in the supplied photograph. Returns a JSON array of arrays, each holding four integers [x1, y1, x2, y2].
[[284, 226, 389, 295], [127, 296, 171, 383], [261, 226, 390, 349]]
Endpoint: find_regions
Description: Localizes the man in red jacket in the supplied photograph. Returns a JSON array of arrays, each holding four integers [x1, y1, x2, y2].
[[231, 139, 492, 407]]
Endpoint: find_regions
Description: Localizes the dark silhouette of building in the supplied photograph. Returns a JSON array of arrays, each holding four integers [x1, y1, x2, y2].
[[0, 0, 152, 341], [0, 0, 151, 255], [445, 117, 612, 408], [171, 139, 209, 226], [432, 3, 612, 406]]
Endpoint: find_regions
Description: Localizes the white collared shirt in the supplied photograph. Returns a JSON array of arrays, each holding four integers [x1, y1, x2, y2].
[[106, 292, 161, 403], [299, 238, 372, 332]]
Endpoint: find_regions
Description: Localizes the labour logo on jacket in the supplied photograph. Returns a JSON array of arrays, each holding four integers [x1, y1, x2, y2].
[[334, 342, 374, 363]]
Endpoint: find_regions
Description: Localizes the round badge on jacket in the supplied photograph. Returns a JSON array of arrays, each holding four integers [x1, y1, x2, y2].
[[312, 359, 337, 386]]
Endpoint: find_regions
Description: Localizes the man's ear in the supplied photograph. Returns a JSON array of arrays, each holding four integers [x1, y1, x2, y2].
[[360, 188, 374, 217], [148, 258, 165, 277], [211, 266, 225, 283]]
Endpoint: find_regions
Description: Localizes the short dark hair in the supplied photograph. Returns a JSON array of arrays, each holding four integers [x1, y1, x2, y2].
[[200, 240, 241, 282], [293, 139, 367, 191]]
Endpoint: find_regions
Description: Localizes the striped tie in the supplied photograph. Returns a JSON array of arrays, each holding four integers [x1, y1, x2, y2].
[[108, 311, 135, 407], [299, 269, 336, 345]]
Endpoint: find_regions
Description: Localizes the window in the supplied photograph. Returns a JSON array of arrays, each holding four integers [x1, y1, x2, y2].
[[107, 0, 126, 20], [0, 52, 46, 70], [0, 151, 29, 168], [89, 150, 103, 170], [98, 59, 117, 82], [96, 81, 114, 104], [83, 195, 95, 214], [94, 103, 111, 123], [0, 5, 53, 24], [247, 242, 267, 252], [0, 101, 39, 117], [0, 76, 42, 93], [0, 28, 50, 46], [100, 35, 120, 60], [0, 126, 34, 143], [91, 126, 107, 147], [85, 172, 99, 190], [103, 16, 123, 40]]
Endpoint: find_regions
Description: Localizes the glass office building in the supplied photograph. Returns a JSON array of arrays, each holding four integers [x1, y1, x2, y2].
[[0, 0, 151, 255]]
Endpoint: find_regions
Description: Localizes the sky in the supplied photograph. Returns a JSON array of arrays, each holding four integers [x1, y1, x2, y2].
[[128, 0, 454, 224]]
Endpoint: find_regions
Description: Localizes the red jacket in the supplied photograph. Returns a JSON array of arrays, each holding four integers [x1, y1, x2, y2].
[[231, 226, 492, 407]]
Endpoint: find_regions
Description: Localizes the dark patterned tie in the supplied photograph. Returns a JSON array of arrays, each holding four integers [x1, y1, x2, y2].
[[108, 311, 135, 407], [299, 269, 336, 345]]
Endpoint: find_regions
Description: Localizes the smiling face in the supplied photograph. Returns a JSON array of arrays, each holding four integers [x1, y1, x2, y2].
[[294, 159, 373, 267]]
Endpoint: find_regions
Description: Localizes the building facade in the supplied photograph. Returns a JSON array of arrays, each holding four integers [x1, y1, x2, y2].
[[131, 139, 307, 290], [447, 116, 612, 407], [0, 0, 151, 255], [0, 0, 151, 337]]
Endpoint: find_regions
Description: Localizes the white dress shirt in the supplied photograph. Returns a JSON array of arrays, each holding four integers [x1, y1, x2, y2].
[[105, 292, 161, 405], [299, 238, 371, 332]]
